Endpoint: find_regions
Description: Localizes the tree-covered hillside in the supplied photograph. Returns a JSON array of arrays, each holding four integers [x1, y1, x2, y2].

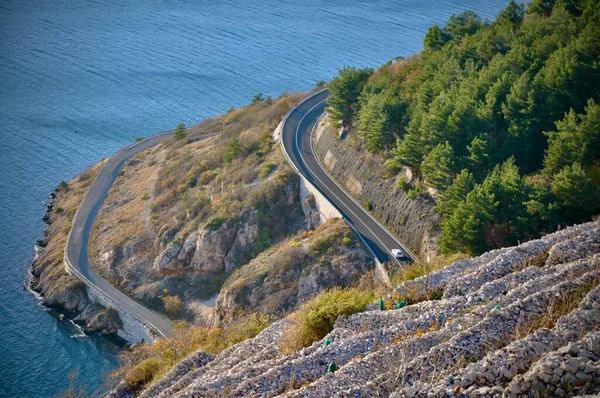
[[326, 0, 600, 255]]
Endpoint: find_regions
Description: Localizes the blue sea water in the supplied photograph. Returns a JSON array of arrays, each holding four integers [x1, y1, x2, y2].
[[0, 0, 509, 396]]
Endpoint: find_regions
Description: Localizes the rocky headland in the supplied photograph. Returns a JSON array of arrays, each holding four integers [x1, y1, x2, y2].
[[31, 93, 379, 344]]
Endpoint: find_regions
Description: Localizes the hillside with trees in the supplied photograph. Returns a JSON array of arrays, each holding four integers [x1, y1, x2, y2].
[[326, 0, 600, 255]]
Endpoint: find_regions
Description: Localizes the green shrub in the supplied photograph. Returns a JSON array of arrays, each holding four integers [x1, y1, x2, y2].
[[162, 295, 183, 316], [206, 216, 227, 231], [341, 235, 352, 247], [314, 80, 327, 90], [282, 288, 376, 353], [173, 122, 187, 140], [223, 137, 244, 163], [251, 93, 265, 105], [54, 207, 64, 214], [259, 162, 277, 178], [197, 271, 232, 300], [254, 227, 271, 254], [364, 200, 373, 211], [125, 357, 163, 391], [407, 185, 426, 200], [57, 181, 70, 192], [397, 178, 411, 192]]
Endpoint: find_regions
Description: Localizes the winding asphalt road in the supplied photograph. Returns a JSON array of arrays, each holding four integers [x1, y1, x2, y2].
[[65, 132, 176, 339], [65, 89, 415, 341], [281, 89, 418, 265]]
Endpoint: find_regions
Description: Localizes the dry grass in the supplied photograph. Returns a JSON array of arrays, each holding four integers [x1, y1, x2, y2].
[[88, 92, 306, 303], [385, 252, 470, 307], [280, 286, 377, 355], [514, 281, 598, 340], [31, 162, 104, 298], [112, 313, 272, 393]]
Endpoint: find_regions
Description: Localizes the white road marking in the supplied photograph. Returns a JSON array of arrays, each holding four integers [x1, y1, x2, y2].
[[308, 111, 421, 265], [292, 99, 410, 267]]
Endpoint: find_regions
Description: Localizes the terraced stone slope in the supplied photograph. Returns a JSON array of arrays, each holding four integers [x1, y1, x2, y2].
[[132, 220, 600, 397]]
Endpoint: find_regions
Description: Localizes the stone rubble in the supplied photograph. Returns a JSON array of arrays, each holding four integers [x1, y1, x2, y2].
[[138, 221, 600, 397]]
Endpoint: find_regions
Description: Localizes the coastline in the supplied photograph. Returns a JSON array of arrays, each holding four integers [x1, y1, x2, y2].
[[28, 164, 129, 345]]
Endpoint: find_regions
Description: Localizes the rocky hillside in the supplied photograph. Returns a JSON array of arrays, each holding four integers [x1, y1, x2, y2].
[[314, 116, 440, 261], [215, 219, 372, 324], [132, 220, 600, 397], [88, 93, 373, 326]]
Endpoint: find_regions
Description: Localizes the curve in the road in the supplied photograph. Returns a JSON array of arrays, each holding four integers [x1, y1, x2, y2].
[[65, 131, 178, 339], [281, 89, 419, 266]]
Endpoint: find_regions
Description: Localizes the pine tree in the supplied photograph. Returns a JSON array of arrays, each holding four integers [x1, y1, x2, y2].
[[326, 67, 373, 128], [421, 142, 458, 191]]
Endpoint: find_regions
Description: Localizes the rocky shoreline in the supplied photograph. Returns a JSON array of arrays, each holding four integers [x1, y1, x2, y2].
[[29, 170, 126, 342]]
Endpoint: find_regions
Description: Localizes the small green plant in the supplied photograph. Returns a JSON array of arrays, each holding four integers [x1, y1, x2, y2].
[[364, 200, 373, 211], [223, 137, 244, 163], [251, 93, 265, 105], [54, 207, 64, 214], [125, 358, 163, 391], [259, 162, 277, 178], [281, 288, 376, 353], [57, 181, 70, 192], [206, 216, 227, 231], [314, 80, 327, 90], [397, 178, 411, 192], [407, 185, 425, 200], [341, 235, 352, 247], [254, 227, 272, 254], [173, 122, 187, 140]]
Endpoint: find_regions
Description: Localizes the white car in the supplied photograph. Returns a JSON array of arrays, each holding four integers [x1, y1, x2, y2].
[[391, 249, 404, 259]]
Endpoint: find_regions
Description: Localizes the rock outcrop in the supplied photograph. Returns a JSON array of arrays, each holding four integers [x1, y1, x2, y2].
[[214, 219, 373, 324], [140, 220, 600, 397]]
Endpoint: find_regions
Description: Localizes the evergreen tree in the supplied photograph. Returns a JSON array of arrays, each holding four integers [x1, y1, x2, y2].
[[326, 67, 373, 128], [551, 162, 600, 223], [223, 137, 244, 163], [544, 99, 600, 175], [444, 11, 483, 40], [174, 122, 187, 140], [421, 142, 458, 191], [424, 25, 449, 50], [437, 169, 475, 216], [440, 185, 497, 254], [358, 92, 404, 152], [467, 133, 493, 174]]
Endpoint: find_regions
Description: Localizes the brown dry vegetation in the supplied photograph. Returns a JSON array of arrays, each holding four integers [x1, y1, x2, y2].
[[31, 163, 104, 307], [88, 93, 310, 318], [112, 313, 272, 394], [514, 280, 598, 340]]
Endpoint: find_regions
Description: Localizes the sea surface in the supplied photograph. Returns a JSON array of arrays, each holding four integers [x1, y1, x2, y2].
[[0, 0, 508, 396]]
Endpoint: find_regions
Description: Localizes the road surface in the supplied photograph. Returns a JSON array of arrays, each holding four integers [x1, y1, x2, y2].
[[281, 90, 418, 265], [65, 132, 176, 339]]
